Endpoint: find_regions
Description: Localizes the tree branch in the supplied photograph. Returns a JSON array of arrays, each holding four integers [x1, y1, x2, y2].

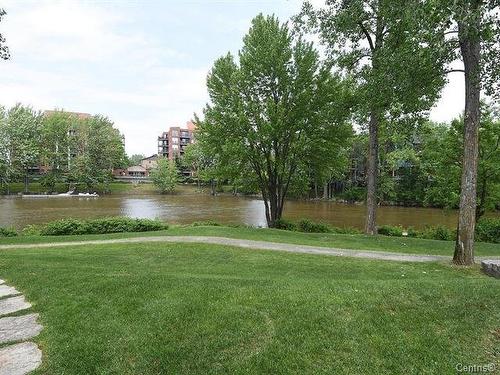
[[358, 22, 375, 52], [444, 69, 465, 74]]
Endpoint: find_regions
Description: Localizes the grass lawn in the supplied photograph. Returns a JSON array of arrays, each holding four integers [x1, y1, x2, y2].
[[1, 225, 499, 257], [0, 241, 498, 374]]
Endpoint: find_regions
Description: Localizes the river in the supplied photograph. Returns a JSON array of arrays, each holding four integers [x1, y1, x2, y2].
[[2, 188, 497, 230]]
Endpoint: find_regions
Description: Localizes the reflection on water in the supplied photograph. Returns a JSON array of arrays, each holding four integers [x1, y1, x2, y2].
[[0, 188, 497, 230]]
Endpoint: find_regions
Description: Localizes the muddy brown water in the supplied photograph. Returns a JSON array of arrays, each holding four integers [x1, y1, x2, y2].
[[1, 188, 497, 230]]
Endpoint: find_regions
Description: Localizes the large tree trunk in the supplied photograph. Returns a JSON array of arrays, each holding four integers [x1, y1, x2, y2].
[[365, 111, 379, 235], [323, 181, 328, 199], [454, 9, 481, 266]]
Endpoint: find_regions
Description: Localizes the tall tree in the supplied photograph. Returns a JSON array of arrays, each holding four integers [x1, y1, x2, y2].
[[199, 14, 352, 227], [423, 0, 500, 264], [297, 0, 446, 234], [1, 104, 42, 193], [69, 114, 126, 191], [0, 8, 10, 60]]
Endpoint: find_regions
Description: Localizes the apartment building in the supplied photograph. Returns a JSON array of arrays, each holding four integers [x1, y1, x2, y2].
[[158, 121, 196, 160]]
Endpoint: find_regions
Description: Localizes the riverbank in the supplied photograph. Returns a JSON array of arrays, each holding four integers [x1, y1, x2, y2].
[[1, 225, 499, 257], [0, 231, 498, 374]]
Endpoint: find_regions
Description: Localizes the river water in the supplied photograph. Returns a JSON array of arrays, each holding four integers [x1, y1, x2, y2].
[[2, 188, 497, 230]]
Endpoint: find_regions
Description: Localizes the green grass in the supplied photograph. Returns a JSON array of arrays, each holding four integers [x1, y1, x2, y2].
[[1, 225, 499, 257], [0, 242, 498, 374]]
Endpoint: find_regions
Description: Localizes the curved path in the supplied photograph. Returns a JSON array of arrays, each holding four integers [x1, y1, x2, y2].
[[0, 279, 43, 375], [0, 235, 490, 263]]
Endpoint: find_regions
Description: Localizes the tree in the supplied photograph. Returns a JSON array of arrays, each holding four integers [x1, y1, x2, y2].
[[199, 14, 351, 227], [297, 0, 447, 234], [0, 9, 10, 60], [151, 158, 180, 194], [422, 0, 500, 264], [1, 104, 42, 193], [128, 154, 145, 167], [68, 114, 126, 192]]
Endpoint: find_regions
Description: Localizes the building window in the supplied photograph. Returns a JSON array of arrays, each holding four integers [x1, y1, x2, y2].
[[172, 137, 178, 144], [172, 145, 179, 150]]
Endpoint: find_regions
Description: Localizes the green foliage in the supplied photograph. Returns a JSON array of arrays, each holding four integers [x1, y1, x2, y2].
[[128, 154, 145, 167], [0, 9, 9, 60], [40, 217, 167, 236], [274, 218, 298, 231], [419, 226, 456, 241], [297, 219, 331, 233], [151, 158, 180, 194], [200, 14, 352, 227], [0, 227, 17, 237], [378, 225, 404, 237], [0, 104, 43, 192], [340, 187, 366, 203], [21, 224, 42, 236], [475, 218, 500, 244]]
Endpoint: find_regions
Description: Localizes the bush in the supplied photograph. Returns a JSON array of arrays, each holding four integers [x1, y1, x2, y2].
[[274, 218, 297, 231], [406, 227, 419, 238], [297, 219, 331, 233], [21, 224, 42, 236], [378, 225, 404, 237], [475, 218, 500, 243], [418, 225, 455, 241], [0, 227, 17, 237], [191, 220, 221, 227], [40, 217, 168, 236]]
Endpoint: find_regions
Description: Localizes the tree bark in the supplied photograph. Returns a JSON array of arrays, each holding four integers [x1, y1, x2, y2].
[[323, 181, 328, 200], [365, 111, 379, 235], [454, 8, 481, 266]]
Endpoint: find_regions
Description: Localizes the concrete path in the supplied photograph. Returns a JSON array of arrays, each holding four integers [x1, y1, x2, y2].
[[0, 280, 42, 375], [0, 235, 483, 263]]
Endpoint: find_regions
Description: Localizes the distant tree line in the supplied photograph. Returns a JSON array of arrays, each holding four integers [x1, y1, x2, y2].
[[0, 104, 127, 193]]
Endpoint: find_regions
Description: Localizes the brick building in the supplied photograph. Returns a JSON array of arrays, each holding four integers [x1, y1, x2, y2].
[[158, 121, 196, 160]]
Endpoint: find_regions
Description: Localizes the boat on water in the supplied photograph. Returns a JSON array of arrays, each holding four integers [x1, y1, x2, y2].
[[21, 191, 99, 198]]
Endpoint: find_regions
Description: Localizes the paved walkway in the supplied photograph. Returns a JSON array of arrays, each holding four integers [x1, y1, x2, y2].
[[0, 235, 486, 263], [0, 278, 43, 375]]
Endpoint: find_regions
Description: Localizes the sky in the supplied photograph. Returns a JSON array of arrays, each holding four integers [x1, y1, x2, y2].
[[0, 0, 465, 156]]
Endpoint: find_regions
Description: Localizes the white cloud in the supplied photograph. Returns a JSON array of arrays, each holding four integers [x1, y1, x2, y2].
[[0, 0, 206, 155]]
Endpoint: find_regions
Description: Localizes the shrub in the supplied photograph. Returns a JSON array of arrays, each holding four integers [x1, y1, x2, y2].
[[21, 224, 42, 236], [40, 218, 87, 236], [40, 217, 167, 236], [297, 219, 331, 233], [191, 220, 221, 227], [406, 227, 419, 238], [378, 225, 403, 237], [418, 225, 455, 241], [0, 227, 17, 237], [274, 218, 297, 231], [475, 218, 500, 243]]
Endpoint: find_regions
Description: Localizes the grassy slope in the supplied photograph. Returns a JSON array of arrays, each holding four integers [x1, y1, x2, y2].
[[0, 225, 499, 257], [0, 242, 498, 374]]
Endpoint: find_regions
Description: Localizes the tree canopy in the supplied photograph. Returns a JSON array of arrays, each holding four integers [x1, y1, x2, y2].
[[198, 14, 352, 227]]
